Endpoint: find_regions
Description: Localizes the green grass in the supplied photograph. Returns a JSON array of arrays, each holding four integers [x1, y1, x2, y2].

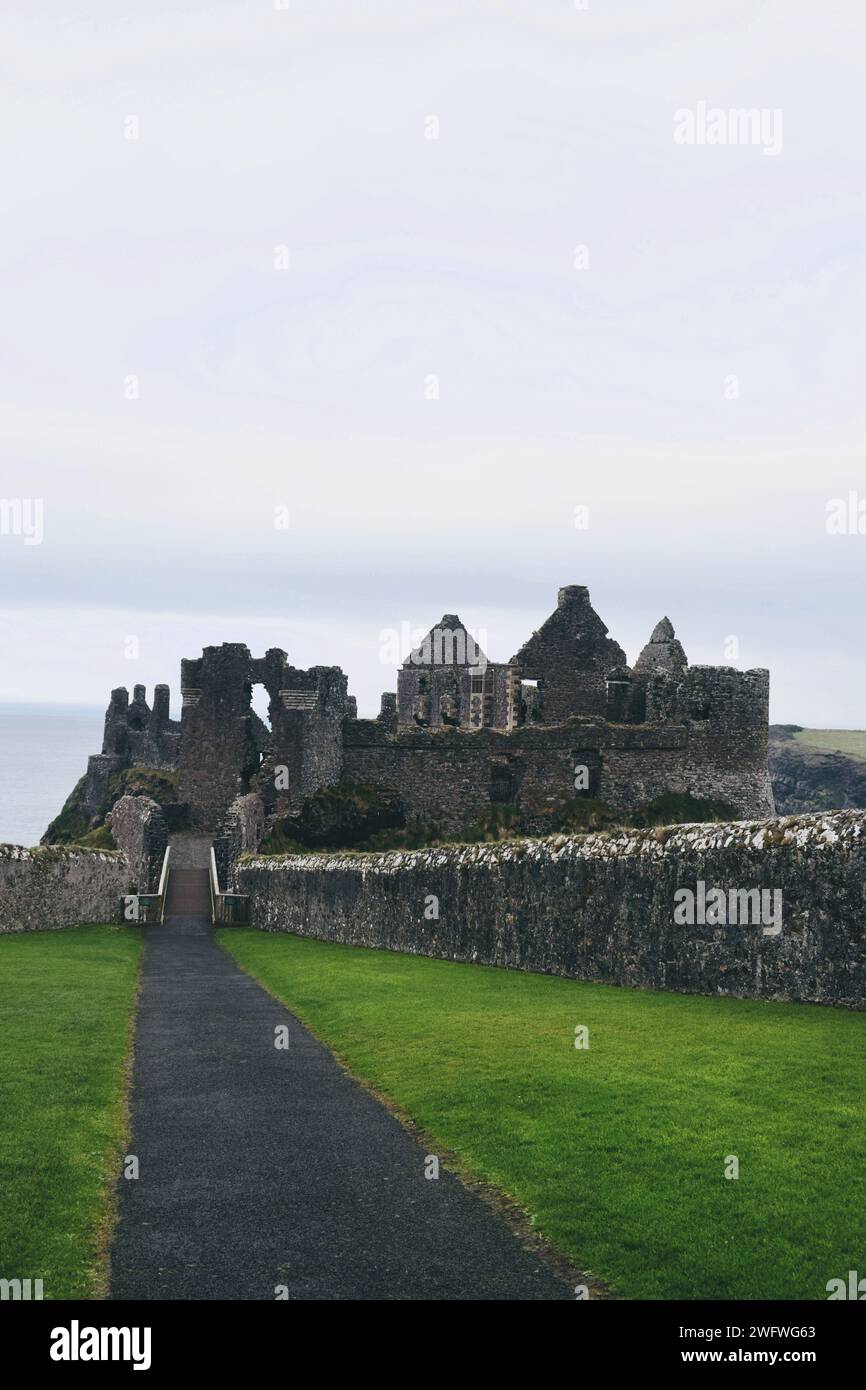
[[792, 729, 866, 761], [0, 924, 144, 1298], [219, 930, 866, 1300]]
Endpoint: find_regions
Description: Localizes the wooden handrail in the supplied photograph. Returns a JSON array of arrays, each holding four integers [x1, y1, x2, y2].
[[209, 845, 249, 926], [157, 844, 171, 924]]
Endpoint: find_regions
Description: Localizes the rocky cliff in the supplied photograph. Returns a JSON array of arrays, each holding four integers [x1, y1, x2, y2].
[[770, 726, 866, 815]]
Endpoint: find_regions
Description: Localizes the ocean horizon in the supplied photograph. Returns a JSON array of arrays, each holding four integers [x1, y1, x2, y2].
[[0, 702, 103, 848]]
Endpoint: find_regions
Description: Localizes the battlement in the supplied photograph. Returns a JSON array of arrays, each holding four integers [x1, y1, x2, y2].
[[102, 683, 179, 761]]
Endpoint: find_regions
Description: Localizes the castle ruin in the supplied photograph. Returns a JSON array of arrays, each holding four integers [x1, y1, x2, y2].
[[46, 585, 775, 878]]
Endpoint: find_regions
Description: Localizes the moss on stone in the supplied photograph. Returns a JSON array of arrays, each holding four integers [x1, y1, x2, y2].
[[259, 782, 406, 853], [77, 824, 117, 851], [626, 791, 739, 828], [107, 767, 179, 806]]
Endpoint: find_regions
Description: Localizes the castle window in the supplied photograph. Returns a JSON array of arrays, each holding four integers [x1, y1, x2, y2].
[[471, 675, 484, 694], [490, 762, 517, 804]]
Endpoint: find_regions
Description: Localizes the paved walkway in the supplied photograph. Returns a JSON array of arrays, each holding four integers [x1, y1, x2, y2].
[[110, 916, 573, 1300]]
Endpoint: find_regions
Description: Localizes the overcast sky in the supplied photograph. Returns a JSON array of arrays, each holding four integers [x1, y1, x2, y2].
[[1, 1, 864, 724]]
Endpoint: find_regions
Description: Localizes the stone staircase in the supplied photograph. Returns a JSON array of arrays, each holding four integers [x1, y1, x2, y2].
[[163, 868, 211, 921], [162, 835, 214, 922]]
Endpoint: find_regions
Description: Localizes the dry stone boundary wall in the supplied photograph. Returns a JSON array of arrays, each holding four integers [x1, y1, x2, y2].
[[0, 844, 130, 933], [237, 811, 866, 1009]]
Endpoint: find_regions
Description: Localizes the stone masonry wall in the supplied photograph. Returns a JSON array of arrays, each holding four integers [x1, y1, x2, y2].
[[219, 793, 267, 889], [343, 707, 774, 831], [108, 794, 168, 893], [512, 585, 628, 723], [237, 811, 866, 1009], [179, 644, 260, 829], [0, 844, 130, 933]]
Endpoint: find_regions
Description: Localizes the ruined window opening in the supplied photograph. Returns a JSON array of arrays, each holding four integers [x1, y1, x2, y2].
[[520, 677, 543, 724], [250, 683, 274, 767], [490, 759, 521, 804]]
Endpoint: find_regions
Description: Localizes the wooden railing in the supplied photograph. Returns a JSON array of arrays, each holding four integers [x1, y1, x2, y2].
[[157, 844, 171, 922], [122, 844, 171, 925]]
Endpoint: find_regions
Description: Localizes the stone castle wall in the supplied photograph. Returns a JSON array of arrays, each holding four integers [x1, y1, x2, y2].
[[108, 794, 168, 893], [342, 676, 774, 834], [178, 644, 263, 830], [178, 646, 349, 830], [0, 844, 130, 933], [237, 811, 866, 1009]]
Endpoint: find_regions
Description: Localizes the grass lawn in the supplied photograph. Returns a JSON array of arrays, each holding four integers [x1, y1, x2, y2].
[[792, 728, 866, 760], [0, 924, 143, 1298], [220, 930, 866, 1300]]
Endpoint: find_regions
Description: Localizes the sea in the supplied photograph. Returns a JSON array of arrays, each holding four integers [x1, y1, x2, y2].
[[0, 703, 104, 848]]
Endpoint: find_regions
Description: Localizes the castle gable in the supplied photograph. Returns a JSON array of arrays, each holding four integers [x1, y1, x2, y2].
[[511, 585, 628, 722], [404, 614, 488, 669]]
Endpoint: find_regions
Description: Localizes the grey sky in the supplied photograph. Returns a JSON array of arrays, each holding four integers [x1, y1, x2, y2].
[[1, 1, 864, 723]]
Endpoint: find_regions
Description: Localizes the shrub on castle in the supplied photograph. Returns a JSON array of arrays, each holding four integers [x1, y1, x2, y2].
[[258, 783, 406, 853], [626, 792, 739, 828]]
